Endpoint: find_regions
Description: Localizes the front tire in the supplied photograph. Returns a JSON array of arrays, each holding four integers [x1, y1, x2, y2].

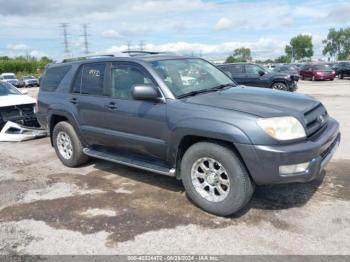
[[53, 121, 89, 167], [271, 82, 288, 91], [181, 141, 254, 216]]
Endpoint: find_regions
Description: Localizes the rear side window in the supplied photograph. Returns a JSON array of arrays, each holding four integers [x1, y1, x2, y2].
[[41, 66, 71, 91], [228, 65, 244, 73], [80, 63, 106, 95]]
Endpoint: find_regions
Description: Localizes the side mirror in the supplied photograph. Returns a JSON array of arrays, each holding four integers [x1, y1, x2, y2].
[[258, 70, 265, 76], [21, 90, 28, 95], [131, 85, 159, 101]]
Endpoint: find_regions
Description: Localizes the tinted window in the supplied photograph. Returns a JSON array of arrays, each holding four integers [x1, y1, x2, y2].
[[228, 64, 244, 73], [81, 63, 106, 95], [41, 66, 71, 92], [111, 64, 154, 99]]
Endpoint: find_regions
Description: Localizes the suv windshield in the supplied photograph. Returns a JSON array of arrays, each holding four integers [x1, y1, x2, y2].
[[149, 58, 235, 98], [0, 82, 21, 96]]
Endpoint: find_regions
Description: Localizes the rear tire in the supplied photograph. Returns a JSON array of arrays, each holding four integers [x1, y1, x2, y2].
[[339, 73, 344, 79], [53, 121, 89, 167], [181, 141, 254, 216]]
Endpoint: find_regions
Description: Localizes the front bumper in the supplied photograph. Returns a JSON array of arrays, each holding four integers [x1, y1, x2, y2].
[[315, 74, 335, 80], [235, 118, 340, 185], [287, 80, 298, 91]]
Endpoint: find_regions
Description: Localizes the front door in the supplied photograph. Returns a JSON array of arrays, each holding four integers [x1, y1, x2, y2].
[[101, 62, 168, 160]]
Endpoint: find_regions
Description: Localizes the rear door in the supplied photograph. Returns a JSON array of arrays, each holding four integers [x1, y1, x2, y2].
[[70, 62, 113, 146], [227, 64, 245, 84]]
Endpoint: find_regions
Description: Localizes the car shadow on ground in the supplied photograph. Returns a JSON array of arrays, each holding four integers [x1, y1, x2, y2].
[[93, 159, 325, 216]]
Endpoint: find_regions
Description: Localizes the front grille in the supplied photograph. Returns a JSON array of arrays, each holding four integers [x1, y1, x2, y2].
[[304, 103, 328, 138]]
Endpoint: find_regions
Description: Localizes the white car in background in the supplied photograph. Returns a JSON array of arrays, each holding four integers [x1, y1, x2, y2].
[[0, 73, 20, 87], [0, 81, 47, 141]]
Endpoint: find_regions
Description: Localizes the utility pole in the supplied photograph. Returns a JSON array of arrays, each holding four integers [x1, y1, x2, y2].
[[60, 23, 70, 58], [82, 24, 90, 55], [127, 41, 131, 52], [139, 40, 144, 51]]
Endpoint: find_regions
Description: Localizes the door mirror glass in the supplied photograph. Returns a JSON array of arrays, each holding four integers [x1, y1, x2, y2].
[[132, 85, 159, 101]]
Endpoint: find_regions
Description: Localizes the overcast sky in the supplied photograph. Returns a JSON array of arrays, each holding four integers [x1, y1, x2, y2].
[[0, 0, 349, 61]]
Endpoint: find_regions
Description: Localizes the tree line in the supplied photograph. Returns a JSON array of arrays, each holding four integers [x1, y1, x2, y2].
[[225, 27, 350, 64], [0, 56, 53, 78]]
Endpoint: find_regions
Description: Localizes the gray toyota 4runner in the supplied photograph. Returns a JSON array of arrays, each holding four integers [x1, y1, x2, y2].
[[37, 53, 340, 216]]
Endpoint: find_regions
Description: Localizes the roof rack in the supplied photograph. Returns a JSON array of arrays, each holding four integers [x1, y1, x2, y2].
[[62, 54, 115, 63], [122, 50, 176, 57]]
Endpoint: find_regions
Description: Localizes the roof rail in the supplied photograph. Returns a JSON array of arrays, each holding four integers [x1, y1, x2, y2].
[[62, 54, 115, 63], [122, 50, 176, 57]]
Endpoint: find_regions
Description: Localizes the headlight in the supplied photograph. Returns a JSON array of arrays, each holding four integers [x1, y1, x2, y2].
[[257, 116, 306, 141]]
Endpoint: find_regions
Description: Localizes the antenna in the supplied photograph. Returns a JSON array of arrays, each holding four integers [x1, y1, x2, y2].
[[82, 24, 90, 55], [60, 23, 70, 58]]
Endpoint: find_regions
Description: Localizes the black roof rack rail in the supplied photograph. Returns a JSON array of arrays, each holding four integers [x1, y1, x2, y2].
[[62, 54, 115, 63], [122, 50, 176, 57]]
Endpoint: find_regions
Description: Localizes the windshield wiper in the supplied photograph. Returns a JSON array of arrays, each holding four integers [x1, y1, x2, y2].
[[177, 83, 236, 99]]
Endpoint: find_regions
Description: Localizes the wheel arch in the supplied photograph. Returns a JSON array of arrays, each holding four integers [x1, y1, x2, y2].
[[174, 135, 252, 181], [48, 111, 84, 147]]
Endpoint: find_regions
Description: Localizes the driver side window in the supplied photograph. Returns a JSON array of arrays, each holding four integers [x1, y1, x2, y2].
[[110, 64, 154, 99], [245, 64, 261, 75]]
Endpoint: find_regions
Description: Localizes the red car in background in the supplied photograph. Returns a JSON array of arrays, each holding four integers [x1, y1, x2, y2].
[[300, 64, 336, 81]]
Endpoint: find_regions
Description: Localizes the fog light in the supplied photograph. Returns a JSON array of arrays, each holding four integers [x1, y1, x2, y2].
[[279, 162, 310, 175]]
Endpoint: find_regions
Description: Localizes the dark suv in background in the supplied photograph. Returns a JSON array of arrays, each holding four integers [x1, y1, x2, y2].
[[217, 63, 298, 91], [37, 53, 340, 216], [334, 62, 350, 79]]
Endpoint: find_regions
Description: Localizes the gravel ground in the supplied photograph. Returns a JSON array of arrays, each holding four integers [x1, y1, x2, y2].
[[0, 79, 349, 255]]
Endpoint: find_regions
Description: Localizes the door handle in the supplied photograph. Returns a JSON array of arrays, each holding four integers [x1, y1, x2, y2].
[[105, 102, 118, 110], [69, 97, 78, 104]]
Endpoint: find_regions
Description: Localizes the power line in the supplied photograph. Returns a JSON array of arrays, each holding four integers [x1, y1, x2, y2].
[[60, 23, 70, 58], [82, 24, 90, 55]]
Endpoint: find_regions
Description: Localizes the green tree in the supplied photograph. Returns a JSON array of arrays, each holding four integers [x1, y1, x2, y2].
[[322, 28, 350, 60], [285, 34, 313, 61], [225, 47, 252, 63], [274, 55, 291, 63]]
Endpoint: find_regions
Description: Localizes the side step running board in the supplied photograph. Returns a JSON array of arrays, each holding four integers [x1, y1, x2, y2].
[[83, 148, 176, 177]]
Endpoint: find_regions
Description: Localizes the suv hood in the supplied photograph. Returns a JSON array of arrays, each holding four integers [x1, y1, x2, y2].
[[184, 86, 319, 118]]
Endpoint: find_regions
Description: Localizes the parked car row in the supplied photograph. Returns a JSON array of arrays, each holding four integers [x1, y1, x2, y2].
[[263, 61, 350, 81], [0, 73, 39, 88], [217, 63, 298, 92]]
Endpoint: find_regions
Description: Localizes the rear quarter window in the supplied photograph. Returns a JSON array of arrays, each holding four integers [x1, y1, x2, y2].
[[41, 66, 71, 92]]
